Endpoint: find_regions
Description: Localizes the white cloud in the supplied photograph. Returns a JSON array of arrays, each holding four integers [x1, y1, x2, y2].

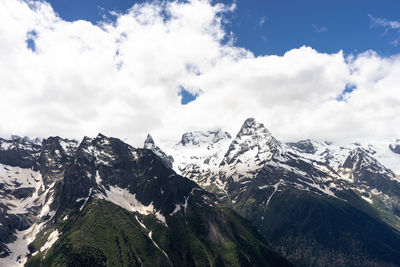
[[0, 0, 399, 146]]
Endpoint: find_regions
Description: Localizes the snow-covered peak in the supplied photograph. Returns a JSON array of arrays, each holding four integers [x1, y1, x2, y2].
[[236, 118, 272, 139], [285, 139, 353, 170], [221, 118, 279, 168], [180, 130, 231, 146], [340, 147, 394, 177], [159, 129, 232, 186], [342, 147, 375, 170]]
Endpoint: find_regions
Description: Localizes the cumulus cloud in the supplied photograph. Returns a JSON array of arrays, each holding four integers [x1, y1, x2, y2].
[[0, 0, 399, 146]]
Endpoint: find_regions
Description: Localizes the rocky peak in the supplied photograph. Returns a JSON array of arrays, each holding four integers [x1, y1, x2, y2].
[[10, 134, 42, 145], [342, 148, 374, 170], [222, 118, 279, 165], [341, 147, 396, 180], [0, 137, 41, 168], [341, 147, 400, 198], [42, 136, 77, 156], [37, 136, 78, 186], [77, 134, 111, 154], [143, 133, 174, 169], [218, 118, 281, 182], [144, 134, 155, 149], [237, 118, 271, 138]]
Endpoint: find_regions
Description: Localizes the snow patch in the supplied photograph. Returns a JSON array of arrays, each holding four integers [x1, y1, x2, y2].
[[361, 195, 373, 204], [40, 230, 60, 253], [148, 231, 172, 265], [0, 222, 45, 267], [95, 170, 102, 184], [135, 215, 147, 229], [78, 188, 93, 211], [98, 186, 167, 226]]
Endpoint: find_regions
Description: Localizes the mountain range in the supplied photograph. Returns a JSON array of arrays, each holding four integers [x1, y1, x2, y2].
[[154, 118, 400, 266], [0, 133, 290, 266], [1, 118, 400, 266]]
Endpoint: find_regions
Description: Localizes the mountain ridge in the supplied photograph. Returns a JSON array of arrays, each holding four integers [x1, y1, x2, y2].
[[150, 117, 400, 266], [0, 132, 292, 266]]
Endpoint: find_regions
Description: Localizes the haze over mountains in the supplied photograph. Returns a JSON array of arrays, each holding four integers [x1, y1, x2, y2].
[[0, 118, 400, 266]]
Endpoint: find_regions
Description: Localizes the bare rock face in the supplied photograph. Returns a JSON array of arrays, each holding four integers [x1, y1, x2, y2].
[[143, 134, 174, 168]]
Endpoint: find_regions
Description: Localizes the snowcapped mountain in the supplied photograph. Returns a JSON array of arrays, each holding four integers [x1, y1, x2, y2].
[[159, 129, 232, 188], [0, 133, 290, 266], [219, 118, 280, 182], [157, 118, 400, 203], [153, 118, 400, 266], [1, 117, 400, 266]]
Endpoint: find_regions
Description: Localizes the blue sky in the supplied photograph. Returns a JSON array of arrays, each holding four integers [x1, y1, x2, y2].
[[48, 0, 400, 57]]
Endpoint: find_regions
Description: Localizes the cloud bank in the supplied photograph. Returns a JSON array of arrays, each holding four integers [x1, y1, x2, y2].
[[0, 0, 399, 146]]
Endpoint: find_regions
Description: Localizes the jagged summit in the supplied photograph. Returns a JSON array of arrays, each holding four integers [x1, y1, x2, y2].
[[142, 133, 174, 168], [221, 118, 279, 171], [237, 118, 272, 138], [10, 135, 42, 145], [144, 133, 155, 148]]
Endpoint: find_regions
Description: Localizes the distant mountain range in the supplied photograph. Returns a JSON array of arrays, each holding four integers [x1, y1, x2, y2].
[[153, 118, 400, 266], [1, 118, 400, 266]]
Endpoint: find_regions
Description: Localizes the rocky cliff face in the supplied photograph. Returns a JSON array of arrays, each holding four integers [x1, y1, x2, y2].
[[143, 134, 174, 169]]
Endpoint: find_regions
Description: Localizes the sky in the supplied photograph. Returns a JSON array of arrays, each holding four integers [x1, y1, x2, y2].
[[46, 0, 400, 56], [0, 0, 400, 146]]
